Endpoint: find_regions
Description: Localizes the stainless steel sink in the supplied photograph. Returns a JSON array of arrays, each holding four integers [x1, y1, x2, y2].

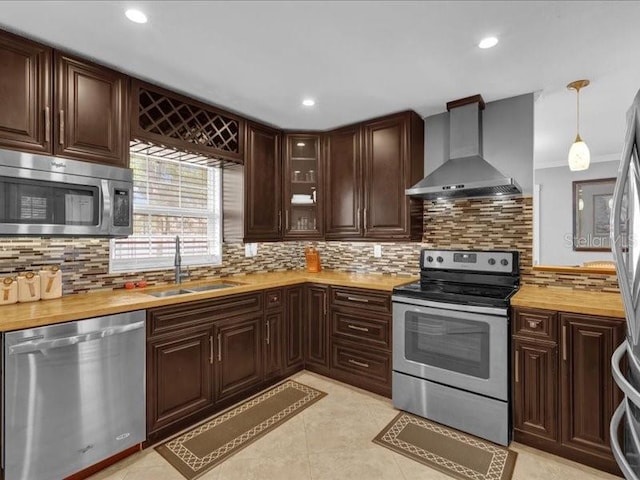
[[148, 289, 194, 298], [148, 283, 239, 297], [185, 283, 238, 292]]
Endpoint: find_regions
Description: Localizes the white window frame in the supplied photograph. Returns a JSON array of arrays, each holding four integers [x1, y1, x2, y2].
[[109, 153, 222, 273]]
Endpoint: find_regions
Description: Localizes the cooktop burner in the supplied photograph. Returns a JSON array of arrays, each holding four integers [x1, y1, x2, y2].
[[393, 281, 518, 308], [392, 248, 520, 308]]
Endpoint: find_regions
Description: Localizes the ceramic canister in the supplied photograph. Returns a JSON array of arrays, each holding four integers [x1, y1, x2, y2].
[[0, 277, 18, 305], [18, 272, 41, 302], [40, 266, 62, 300]]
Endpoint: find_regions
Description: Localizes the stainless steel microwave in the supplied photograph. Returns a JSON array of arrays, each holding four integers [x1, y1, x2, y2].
[[0, 149, 133, 237]]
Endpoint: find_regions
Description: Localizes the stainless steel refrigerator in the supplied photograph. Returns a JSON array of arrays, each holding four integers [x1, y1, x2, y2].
[[611, 88, 640, 479]]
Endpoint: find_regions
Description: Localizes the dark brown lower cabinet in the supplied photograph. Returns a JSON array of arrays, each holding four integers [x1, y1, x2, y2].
[[513, 338, 558, 441], [512, 307, 625, 476], [284, 286, 304, 373], [305, 285, 329, 368], [146, 324, 214, 437], [263, 310, 283, 381], [214, 314, 263, 404], [560, 313, 625, 467]]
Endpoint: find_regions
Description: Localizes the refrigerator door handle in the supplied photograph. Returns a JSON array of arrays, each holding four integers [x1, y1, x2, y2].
[[612, 341, 640, 410], [611, 400, 640, 480], [611, 93, 640, 346]]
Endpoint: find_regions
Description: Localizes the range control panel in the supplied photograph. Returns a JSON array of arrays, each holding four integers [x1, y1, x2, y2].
[[420, 249, 518, 274]]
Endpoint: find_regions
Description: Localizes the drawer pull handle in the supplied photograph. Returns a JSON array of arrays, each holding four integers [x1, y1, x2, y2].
[[348, 359, 369, 368], [44, 106, 50, 142], [346, 296, 370, 303], [59, 109, 64, 145], [347, 324, 369, 332], [528, 320, 540, 329]]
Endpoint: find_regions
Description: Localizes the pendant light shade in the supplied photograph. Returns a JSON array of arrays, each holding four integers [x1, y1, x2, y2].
[[567, 80, 590, 171]]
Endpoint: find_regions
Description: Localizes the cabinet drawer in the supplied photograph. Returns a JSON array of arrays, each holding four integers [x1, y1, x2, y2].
[[264, 289, 283, 310], [331, 308, 390, 350], [514, 308, 557, 342], [148, 293, 263, 337], [331, 341, 391, 386], [331, 287, 391, 314]]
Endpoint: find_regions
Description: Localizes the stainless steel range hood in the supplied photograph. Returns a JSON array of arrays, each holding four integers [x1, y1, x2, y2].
[[406, 95, 521, 200]]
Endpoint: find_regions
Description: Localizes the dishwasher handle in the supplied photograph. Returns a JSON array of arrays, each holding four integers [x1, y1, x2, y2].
[[8, 321, 145, 355]]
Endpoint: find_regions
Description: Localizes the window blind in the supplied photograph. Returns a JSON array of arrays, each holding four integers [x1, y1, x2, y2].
[[110, 152, 221, 272]]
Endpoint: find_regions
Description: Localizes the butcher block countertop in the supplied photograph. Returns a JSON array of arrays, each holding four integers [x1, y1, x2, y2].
[[0, 270, 417, 332], [511, 285, 625, 319]]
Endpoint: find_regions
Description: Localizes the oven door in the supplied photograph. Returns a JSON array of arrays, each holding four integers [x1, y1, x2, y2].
[[393, 298, 508, 401]]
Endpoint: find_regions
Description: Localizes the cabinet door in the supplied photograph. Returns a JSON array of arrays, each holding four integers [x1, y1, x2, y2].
[[362, 112, 423, 240], [305, 285, 329, 367], [147, 325, 214, 435], [0, 30, 52, 154], [244, 122, 282, 241], [325, 125, 362, 239], [55, 52, 129, 167], [513, 338, 558, 441], [285, 286, 304, 370], [283, 134, 323, 239], [264, 310, 284, 381], [215, 314, 263, 403], [560, 314, 625, 458]]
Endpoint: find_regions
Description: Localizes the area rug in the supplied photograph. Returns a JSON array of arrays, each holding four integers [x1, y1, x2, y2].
[[373, 412, 517, 480], [156, 380, 326, 479]]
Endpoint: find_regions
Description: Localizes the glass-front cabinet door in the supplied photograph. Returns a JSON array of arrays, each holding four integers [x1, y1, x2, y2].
[[283, 134, 323, 238]]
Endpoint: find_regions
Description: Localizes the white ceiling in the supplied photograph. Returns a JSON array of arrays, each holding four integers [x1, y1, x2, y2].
[[1, 1, 639, 167]]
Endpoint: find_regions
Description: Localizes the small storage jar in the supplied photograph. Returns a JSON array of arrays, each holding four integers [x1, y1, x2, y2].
[[0, 277, 18, 305], [18, 272, 41, 302], [39, 266, 62, 300]]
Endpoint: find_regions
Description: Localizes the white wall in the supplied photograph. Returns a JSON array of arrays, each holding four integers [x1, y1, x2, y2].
[[534, 160, 619, 266], [424, 93, 534, 195]]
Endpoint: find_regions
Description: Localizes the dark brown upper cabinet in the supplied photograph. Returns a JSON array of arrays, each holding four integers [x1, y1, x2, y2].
[[0, 30, 52, 154], [0, 29, 130, 167], [55, 52, 129, 167], [362, 111, 424, 240], [244, 122, 283, 242], [283, 133, 323, 239], [324, 125, 362, 239], [323, 111, 424, 242]]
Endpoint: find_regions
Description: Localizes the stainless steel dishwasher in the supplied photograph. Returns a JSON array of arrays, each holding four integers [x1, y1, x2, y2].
[[2, 310, 146, 480]]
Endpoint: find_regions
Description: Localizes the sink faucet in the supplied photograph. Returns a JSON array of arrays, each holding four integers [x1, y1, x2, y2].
[[174, 235, 189, 284]]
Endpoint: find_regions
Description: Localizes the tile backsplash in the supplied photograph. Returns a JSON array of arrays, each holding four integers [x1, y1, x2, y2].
[[0, 195, 620, 294]]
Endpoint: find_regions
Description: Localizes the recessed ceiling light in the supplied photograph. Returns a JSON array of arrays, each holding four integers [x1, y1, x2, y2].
[[125, 9, 148, 24], [302, 99, 315, 107], [478, 36, 498, 49], [296, 142, 306, 147]]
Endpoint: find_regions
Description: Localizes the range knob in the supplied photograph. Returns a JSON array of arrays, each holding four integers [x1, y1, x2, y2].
[[501, 259, 509, 266], [436, 256, 444, 263], [426, 256, 434, 263], [488, 258, 496, 265]]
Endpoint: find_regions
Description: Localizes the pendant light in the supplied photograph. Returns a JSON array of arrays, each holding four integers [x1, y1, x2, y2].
[[567, 79, 590, 171]]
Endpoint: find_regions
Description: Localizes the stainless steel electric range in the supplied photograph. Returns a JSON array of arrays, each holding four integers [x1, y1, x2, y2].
[[392, 248, 520, 446]]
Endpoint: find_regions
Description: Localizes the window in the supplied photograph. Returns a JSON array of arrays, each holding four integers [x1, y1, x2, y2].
[[110, 152, 222, 272]]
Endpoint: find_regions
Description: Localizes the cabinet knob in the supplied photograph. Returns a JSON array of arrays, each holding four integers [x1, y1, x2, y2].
[[528, 320, 539, 329]]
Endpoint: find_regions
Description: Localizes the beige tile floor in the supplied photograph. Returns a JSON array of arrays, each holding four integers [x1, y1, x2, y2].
[[89, 371, 622, 480]]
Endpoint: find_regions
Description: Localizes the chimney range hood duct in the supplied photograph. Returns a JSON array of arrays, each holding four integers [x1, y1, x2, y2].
[[406, 95, 521, 200]]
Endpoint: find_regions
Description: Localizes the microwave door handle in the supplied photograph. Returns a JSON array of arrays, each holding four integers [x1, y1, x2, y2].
[[100, 179, 111, 235], [8, 321, 145, 354]]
